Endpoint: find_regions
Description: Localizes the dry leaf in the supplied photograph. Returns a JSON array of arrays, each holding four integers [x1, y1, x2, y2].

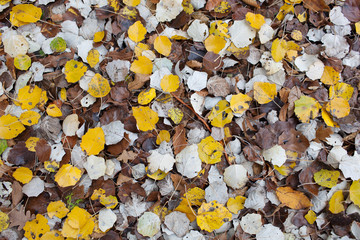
[[276, 186, 312, 209]]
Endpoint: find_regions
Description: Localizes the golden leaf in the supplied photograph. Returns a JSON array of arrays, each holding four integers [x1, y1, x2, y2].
[[271, 38, 288, 62], [197, 136, 224, 164], [64, 60, 87, 83], [320, 66, 340, 85], [168, 107, 183, 124], [160, 74, 180, 93], [88, 73, 111, 98], [54, 164, 82, 188], [93, 31, 105, 42], [329, 82, 354, 101], [227, 196, 246, 214], [130, 56, 153, 75], [23, 214, 50, 240], [10, 4, 42, 27], [61, 207, 95, 239], [132, 106, 159, 131], [156, 130, 170, 145], [245, 12, 266, 29], [47, 201, 69, 219], [154, 36, 172, 57], [12, 167, 33, 184], [19, 111, 41, 126], [25, 136, 39, 152], [14, 55, 31, 70], [0, 211, 9, 232], [294, 95, 320, 123], [87, 49, 100, 68], [46, 104, 62, 117], [350, 180, 360, 208], [230, 93, 252, 115], [208, 100, 233, 127], [304, 210, 316, 224], [138, 88, 156, 105], [204, 34, 226, 54], [329, 190, 345, 214], [0, 114, 25, 139], [326, 97, 350, 119], [80, 127, 105, 155], [254, 82, 277, 104], [17, 85, 42, 110], [209, 21, 230, 38], [313, 169, 339, 188], [276, 186, 312, 209], [128, 21, 146, 43], [197, 201, 232, 232]]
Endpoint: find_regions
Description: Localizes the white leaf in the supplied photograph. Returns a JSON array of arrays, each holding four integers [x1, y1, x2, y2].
[[187, 71, 208, 91], [63, 114, 80, 136], [296, 120, 317, 141], [205, 181, 229, 205], [244, 180, 267, 210], [191, 0, 206, 10], [223, 164, 248, 189], [81, 94, 96, 107], [330, 6, 350, 26], [79, 70, 95, 91], [260, 51, 283, 75], [77, 40, 93, 63], [29, 62, 45, 82], [137, 212, 161, 237], [157, 174, 175, 196], [50, 143, 65, 162], [3, 33, 29, 57], [263, 145, 287, 167], [124, 193, 148, 217], [327, 145, 347, 168], [164, 211, 190, 237], [148, 150, 175, 173], [306, 59, 324, 80], [294, 54, 319, 72], [175, 144, 202, 178], [339, 152, 360, 180], [106, 60, 130, 82], [190, 93, 205, 115], [240, 213, 262, 234], [229, 20, 256, 48], [256, 224, 284, 240], [343, 50, 360, 68], [98, 208, 117, 232], [187, 20, 209, 42], [101, 120, 125, 145], [84, 155, 106, 180], [150, 67, 172, 91], [258, 24, 275, 44], [321, 33, 349, 59], [22, 177, 44, 197], [155, 0, 183, 22], [183, 230, 205, 240]]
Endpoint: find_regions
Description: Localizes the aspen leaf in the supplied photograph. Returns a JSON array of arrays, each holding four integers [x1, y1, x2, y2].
[[132, 106, 159, 131], [10, 4, 42, 27], [25, 137, 39, 152], [64, 60, 87, 83], [123, 0, 141, 7], [61, 206, 95, 239], [44, 161, 59, 173], [88, 73, 111, 98], [245, 12, 266, 30], [356, 22, 360, 35], [168, 107, 183, 124], [210, 21, 230, 38], [350, 180, 360, 208], [254, 82, 277, 104], [138, 88, 156, 105], [50, 37, 66, 52], [305, 210, 316, 224], [86, 49, 100, 68], [329, 190, 345, 214], [320, 66, 340, 85], [291, 30, 303, 41], [0, 211, 9, 232], [230, 93, 252, 115], [208, 100, 233, 127], [23, 214, 50, 240], [17, 85, 42, 110], [313, 169, 340, 188], [13, 167, 33, 184], [46, 104, 62, 117], [130, 56, 153, 75], [137, 212, 161, 237], [276, 186, 312, 209], [128, 21, 147, 43], [197, 201, 232, 232], [198, 136, 224, 164], [154, 36, 172, 57], [54, 164, 82, 188], [160, 74, 180, 93], [146, 167, 167, 180], [14, 55, 31, 70], [329, 82, 354, 101], [134, 43, 150, 57], [19, 111, 41, 126], [271, 38, 288, 62], [294, 96, 320, 123], [0, 114, 25, 139], [156, 130, 170, 145], [93, 31, 105, 42], [204, 34, 227, 54], [277, 3, 294, 21], [326, 97, 350, 118], [80, 127, 105, 155], [47, 201, 69, 219], [184, 187, 205, 206], [227, 196, 246, 214], [39, 231, 64, 240], [321, 108, 339, 127], [214, 1, 231, 14]]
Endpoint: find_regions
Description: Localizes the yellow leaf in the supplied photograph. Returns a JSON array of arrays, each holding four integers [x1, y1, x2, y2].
[[350, 180, 360, 207], [100, 195, 119, 209], [356, 22, 360, 35], [297, 10, 307, 22], [227, 196, 246, 214], [40, 230, 64, 240], [160, 74, 180, 93], [60, 88, 67, 101], [50, 37, 66, 53], [0, 211, 9, 232], [10, 4, 42, 27], [320, 66, 340, 85], [204, 35, 226, 54], [12, 166, 33, 184], [294, 96, 320, 123], [271, 38, 288, 62], [182, 0, 194, 14], [313, 169, 340, 188], [276, 186, 312, 209], [277, 3, 294, 21], [64, 60, 87, 83], [0, 114, 25, 139], [128, 21, 146, 43], [135, 43, 150, 57], [61, 206, 95, 239], [168, 107, 183, 124], [93, 31, 105, 42], [175, 200, 196, 222], [197, 201, 232, 232], [226, 43, 249, 58], [108, 0, 120, 12], [138, 88, 156, 105], [46, 104, 62, 117], [87, 49, 100, 68], [254, 82, 277, 104], [329, 190, 345, 214], [326, 97, 350, 119], [321, 108, 339, 128], [80, 127, 105, 155], [130, 56, 153, 75], [245, 12, 265, 30], [154, 36, 172, 57], [285, 0, 302, 3], [123, 0, 140, 7], [214, 1, 231, 14], [210, 21, 230, 38], [208, 100, 233, 127], [91, 188, 106, 200], [184, 187, 205, 206], [146, 167, 167, 180], [230, 93, 252, 115], [156, 130, 170, 145], [25, 136, 39, 152], [132, 106, 159, 131], [88, 73, 111, 98], [23, 214, 50, 240], [198, 136, 224, 164], [19, 110, 41, 126], [329, 82, 354, 101], [44, 161, 59, 172], [304, 210, 316, 224], [55, 164, 82, 188], [274, 165, 292, 176], [47, 201, 69, 219], [38, 90, 48, 108], [14, 54, 31, 70], [291, 30, 303, 41], [17, 85, 42, 110]]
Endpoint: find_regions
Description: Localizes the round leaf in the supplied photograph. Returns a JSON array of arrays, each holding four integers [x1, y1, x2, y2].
[[64, 60, 87, 83], [245, 12, 265, 29], [87, 49, 100, 68], [329, 82, 354, 101], [0, 114, 25, 139], [80, 127, 105, 155], [88, 73, 111, 98], [294, 95, 320, 123], [50, 37, 67, 52], [197, 136, 224, 164], [130, 56, 153, 75], [329, 190, 345, 214], [128, 21, 146, 43], [160, 74, 180, 93], [19, 111, 41, 126], [326, 97, 350, 118], [313, 169, 340, 188], [254, 82, 277, 104], [154, 36, 172, 56], [17, 85, 42, 110], [12, 166, 33, 184], [138, 88, 156, 105], [54, 164, 82, 188], [204, 34, 226, 54], [14, 55, 31, 70], [320, 66, 340, 85], [197, 201, 232, 232], [230, 93, 252, 115], [276, 186, 311, 210], [208, 100, 233, 127]]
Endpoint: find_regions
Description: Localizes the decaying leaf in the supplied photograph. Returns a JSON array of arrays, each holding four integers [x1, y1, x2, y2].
[[88, 73, 111, 98], [253, 82, 277, 104], [294, 96, 320, 123], [326, 97, 350, 119], [197, 200, 232, 232], [313, 169, 339, 188], [0, 114, 25, 139], [198, 136, 224, 164], [208, 100, 233, 127], [227, 196, 246, 214], [64, 60, 87, 83], [276, 186, 312, 210]]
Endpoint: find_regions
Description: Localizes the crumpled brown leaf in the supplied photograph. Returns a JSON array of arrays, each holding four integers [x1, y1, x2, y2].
[[9, 205, 35, 230]]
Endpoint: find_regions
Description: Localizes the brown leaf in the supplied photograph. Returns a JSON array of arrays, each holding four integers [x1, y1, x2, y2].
[[110, 85, 131, 102], [128, 73, 150, 91], [276, 186, 312, 210], [106, 133, 130, 156], [278, 129, 309, 153], [315, 125, 333, 143], [38, 49, 75, 68], [117, 150, 137, 163], [117, 181, 146, 202], [11, 181, 23, 207], [298, 160, 325, 195], [205, 0, 222, 11], [35, 139, 51, 163], [343, 0, 360, 22], [303, 0, 330, 12], [7, 142, 35, 167], [255, 128, 277, 150], [116, 174, 133, 185], [8, 205, 35, 230], [203, 51, 223, 72], [26, 192, 50, 215], [207, 76, 230, 97], [173, 124, 187, 155]]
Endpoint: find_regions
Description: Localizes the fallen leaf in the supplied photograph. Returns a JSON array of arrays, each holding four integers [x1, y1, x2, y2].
[[294, 95, 320, 123], [156, 130, 170, 145], [204, 34, 226, 54], [87, 49, 100, 68], [130, 56, 153, 75], [10, 4, 42, 27], [329, 190, 345, 214], [23, 214, 50, 240], [276, 186, 312, 209], [88, 73, 111, 98], [230, 93, 252, 115], [80, 127, 105, 155], [0, 114, 25, 139], [19, 111, 41, 126], [271, 38, 288, 62], [168, 107, 183, 124], [64, 60, 87, 83], [50, 37, 67, 53], [61, 206, 95, 239], [47, 201, 69, 219], [350, 180, 360, 208], [197, 200, 232, 232], [14, 55, 31, 70], [245, 12, 265, 29], [138, 88, 156, 105], [320, 66, 340, 85], [313, 169, 340, 188], [160, 74, 180, 93], [227, 196, 246, 214], [132, 106, 159, 131], [54, 164, 82, 188], [128, 21, 147, 43], [17, 85, 42, 110], [254, 82, 277, 104], [46, 104, 62, 117], [198, 136, 224, 164], [329, 82, 354, 101], [326, 97, 350, 118], [208, 100, 233, 127], [154, 36, 172, 56], [137, 212, 161, 237], [12, 167, 33, 184], [0, 211, 9, 232], [305, 210, 316, 224]]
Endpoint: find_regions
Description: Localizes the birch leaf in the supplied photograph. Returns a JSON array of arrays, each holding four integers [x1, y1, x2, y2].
[[132, 106, 159, 131]]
